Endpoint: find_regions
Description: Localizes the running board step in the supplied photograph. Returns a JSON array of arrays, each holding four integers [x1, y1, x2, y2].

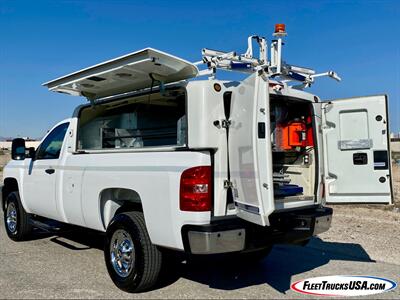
[[30, 218, 64, 233]]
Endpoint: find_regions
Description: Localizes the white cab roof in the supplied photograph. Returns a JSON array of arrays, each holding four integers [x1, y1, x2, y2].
[[43, 48, 198, 100]]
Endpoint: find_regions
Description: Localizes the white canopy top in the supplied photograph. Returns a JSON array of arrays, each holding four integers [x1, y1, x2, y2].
[[43, 48, 199, 100]]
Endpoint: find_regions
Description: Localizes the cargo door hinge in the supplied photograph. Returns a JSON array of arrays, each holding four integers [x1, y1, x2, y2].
[[224, 180, 233, 189], [213, 119, 231, 129], [221, 119, 231, 128]]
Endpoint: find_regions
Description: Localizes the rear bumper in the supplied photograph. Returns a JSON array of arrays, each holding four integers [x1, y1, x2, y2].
[[187, 229, 245, 254], [182, 206, 332, 255]]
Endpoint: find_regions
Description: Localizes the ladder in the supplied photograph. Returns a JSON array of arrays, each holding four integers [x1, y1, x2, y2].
[[195, 24, 341, 90]]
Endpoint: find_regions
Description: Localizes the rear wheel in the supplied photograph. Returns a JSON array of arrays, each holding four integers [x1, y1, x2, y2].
[[104, 211, 162, 293], [4, 191, 32, 241]]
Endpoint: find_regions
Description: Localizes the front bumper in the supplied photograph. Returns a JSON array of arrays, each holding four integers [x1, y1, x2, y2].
[[182, 206, 332, 255]]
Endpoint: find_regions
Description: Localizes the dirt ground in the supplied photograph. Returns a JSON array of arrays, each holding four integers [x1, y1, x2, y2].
[[0, 151, 11, 177], [320, 205, 400, 265], [392, 164, 400, 206]]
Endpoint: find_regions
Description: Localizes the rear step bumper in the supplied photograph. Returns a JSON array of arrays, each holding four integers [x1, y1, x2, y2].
[[181, 206, 332, 255]]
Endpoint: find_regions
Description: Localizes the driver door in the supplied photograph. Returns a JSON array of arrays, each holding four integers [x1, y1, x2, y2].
[[23, 122, 69, 220]]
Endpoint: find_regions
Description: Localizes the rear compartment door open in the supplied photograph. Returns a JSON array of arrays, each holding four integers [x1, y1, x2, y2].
[[322, 95, 393, 204], [43, 48, 198, 100], [228, 73, 275, 226]]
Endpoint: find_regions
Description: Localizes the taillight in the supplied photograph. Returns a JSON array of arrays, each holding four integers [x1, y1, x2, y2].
[[180, 166, 212, 211]]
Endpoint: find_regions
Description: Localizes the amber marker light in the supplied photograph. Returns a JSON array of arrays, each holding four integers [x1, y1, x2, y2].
[[275, 23, 286, 34], [273, 23, 287, 37], [213, 83, 222, 92]]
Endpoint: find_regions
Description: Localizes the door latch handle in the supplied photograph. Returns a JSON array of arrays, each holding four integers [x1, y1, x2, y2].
[[45, 168, 55, 174]]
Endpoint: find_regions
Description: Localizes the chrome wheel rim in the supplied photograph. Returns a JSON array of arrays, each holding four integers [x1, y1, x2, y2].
[[110, 229, 135, 278], [6, 202, 17, 233]]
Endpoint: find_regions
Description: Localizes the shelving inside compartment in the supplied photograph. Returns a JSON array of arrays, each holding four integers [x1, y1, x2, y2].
[[77, 89, 187, 150], [270, 96, 316, 202]]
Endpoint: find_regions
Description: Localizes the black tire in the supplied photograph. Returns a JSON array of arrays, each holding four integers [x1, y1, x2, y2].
[[4, 191, 32, 241], [104, 211, 162, 293]]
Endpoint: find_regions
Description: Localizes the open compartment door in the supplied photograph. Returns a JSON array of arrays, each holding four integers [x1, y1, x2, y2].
[[228, 73, 275, 226], [322, 95, 393, 204], [43, 48, 198, 100]]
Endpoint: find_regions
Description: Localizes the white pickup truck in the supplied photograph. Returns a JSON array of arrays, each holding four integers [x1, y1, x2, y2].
[[1, 27, 393, 292]]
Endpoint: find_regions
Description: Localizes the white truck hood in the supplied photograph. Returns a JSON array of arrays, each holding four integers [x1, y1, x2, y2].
[[43, 48, 199, 100]]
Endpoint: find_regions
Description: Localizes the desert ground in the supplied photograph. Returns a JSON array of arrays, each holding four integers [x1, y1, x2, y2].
[[0, 151, 10, 178]]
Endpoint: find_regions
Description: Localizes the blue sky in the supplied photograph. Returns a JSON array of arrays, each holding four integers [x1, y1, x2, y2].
[[0, 0, 399, 138]]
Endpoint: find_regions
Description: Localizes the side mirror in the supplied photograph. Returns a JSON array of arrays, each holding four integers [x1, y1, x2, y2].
[[11, 138, 26, 160], [28, 147, 36, 160]]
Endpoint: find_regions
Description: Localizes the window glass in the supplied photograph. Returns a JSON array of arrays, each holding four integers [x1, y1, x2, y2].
[[36, 123, 69, 159], [78, 91, 186, 150]]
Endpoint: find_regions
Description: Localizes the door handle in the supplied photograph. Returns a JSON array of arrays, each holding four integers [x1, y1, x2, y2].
[[45, 168, 55, 175]]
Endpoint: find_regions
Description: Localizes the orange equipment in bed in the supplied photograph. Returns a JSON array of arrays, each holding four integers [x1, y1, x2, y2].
[[275, 117, 314, 151]]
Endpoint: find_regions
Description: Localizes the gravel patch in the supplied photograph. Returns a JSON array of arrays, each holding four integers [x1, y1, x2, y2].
[[319, 205, 400, 265]]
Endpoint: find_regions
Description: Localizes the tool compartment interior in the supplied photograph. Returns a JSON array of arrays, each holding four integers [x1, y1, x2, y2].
[[270, 95, 316, 202]]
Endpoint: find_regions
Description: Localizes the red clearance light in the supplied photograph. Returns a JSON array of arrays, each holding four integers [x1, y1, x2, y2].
[[180, 166, 212, 211], [275, 23, 286, 34]]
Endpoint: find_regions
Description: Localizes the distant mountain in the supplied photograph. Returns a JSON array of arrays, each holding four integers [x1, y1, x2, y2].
[[0, 136, 41, 141], [0, 136, 13, 141]]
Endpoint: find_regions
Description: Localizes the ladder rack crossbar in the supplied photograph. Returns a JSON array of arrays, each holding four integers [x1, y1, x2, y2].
[[196, 25, 341, 90]]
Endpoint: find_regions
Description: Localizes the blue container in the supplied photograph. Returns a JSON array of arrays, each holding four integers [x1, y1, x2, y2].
[[274, 184, 303, 197]]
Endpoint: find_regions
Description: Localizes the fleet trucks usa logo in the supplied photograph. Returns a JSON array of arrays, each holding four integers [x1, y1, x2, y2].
[[291, 275, 397, 297]]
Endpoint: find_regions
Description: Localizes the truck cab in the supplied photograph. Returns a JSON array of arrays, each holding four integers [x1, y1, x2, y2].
[[2, 26, 393, 293]]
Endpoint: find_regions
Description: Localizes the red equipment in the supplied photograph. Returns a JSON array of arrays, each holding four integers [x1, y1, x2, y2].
[[275, 118, 314, 151]]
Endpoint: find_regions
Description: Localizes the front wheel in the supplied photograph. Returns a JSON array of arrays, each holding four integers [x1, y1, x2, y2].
[[104, 211, 163, 293], [4, 191, 32, 241]]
